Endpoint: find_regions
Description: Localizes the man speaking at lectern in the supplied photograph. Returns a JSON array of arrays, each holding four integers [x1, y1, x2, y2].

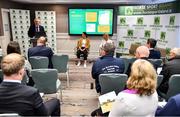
[[28, 18, 46, 38]]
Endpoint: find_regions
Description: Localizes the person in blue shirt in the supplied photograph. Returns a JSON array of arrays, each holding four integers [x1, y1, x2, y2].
[[91, 42, 125, 93], [156, 93, 180, 116]]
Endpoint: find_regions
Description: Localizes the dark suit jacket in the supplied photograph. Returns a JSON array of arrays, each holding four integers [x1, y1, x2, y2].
[[28, 25, 46, 38], [156, 94, 180, 116], [149, 49, 161, 59], [0, 82, 48, 116], [159, 56, 180, 93], [125, 57, 158, 77], [28, 45, 54, 68]]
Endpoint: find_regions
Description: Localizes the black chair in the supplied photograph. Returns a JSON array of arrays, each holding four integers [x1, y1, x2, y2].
[[158, 74, 180, 101]]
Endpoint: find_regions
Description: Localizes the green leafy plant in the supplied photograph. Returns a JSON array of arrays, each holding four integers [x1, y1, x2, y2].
[[166, 48, 171, 56]]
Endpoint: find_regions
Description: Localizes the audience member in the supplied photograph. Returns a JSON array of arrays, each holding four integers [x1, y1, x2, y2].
[[156, 93, 180, 116], [0, 53, 60, 116], [7, 41, 31, 73], [158, 48, 180, 93], [76, 32, 90, 68], [135, 45, 150, 59], [28, 18, 46, 38], [28, 36, 54, 68], [7, 41, 33, 85], [126, 46, 157, 76], [92, 42, 124, 93], [109, 59, 158, 117], [146, 38, 161, 59]]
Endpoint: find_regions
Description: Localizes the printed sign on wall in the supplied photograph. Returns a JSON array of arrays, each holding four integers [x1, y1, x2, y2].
[[117, 1, 180, 54]]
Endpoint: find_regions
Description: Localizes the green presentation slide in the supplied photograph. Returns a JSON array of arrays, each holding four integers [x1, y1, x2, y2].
[[69, 9, 114, 35]]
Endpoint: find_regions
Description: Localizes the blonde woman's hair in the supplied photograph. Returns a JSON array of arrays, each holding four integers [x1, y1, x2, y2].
[[127, 59, 157, 96]]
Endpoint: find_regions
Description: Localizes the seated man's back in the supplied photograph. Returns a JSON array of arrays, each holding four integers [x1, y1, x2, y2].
[[0, 82, 47, 116], [146, 38, 161, 59], [149, 49, 161, 59], [0, 53, 48, 116], [92, 43, 125, 93], [28, 36, 54, 68]]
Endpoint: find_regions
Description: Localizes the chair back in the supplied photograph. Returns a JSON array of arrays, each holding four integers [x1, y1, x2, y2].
[[52, 54, 69, 73], [99, 73, 128, 95], [29, 56, 49, 69], [31, 69, 60, 94], [122, 58, 136, 73], [166, 74, 180, 100], [148, 59, 162, 67], [157, 75, 163, 88]]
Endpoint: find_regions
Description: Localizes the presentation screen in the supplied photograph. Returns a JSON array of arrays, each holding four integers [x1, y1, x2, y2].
[[68, 8, 114, 35]]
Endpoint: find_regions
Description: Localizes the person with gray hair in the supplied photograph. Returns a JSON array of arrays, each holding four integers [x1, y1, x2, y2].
[[92, 42, 125, 93], [28, 18, 46, 38], [135, 45, 150, 58], [158, 48, 180, 93]]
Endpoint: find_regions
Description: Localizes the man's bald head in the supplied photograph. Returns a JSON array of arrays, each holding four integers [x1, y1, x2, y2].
[[37, 36, 46, 45], [135, 46, 150, 58], [1, 53, 25, 76]]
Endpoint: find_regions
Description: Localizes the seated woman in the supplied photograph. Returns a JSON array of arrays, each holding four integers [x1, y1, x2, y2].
[[7, 41, 33, 86], [76, 32, 90, 68], [109, 59, 158, 117]]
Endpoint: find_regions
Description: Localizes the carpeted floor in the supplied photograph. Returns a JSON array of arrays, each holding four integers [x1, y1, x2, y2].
[[60, 61, 98, 116]]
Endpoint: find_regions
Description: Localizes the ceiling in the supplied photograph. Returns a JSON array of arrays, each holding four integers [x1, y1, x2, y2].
[[11, 0, 176, 4]]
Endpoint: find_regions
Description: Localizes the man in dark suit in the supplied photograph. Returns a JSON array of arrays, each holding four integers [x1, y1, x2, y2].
[[146, 38, 161, 59], [0, 53, 60, 116], [126, 46, 158, 76], [92, 42, 125, 93], [156, 93, 180, 116], [28, 36, 54, 68], [158, 48, 180, 93], [28, 18, 46, 38]]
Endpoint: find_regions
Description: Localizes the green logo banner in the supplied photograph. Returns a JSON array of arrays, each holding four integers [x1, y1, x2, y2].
[[118, 1, 179, 15]]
